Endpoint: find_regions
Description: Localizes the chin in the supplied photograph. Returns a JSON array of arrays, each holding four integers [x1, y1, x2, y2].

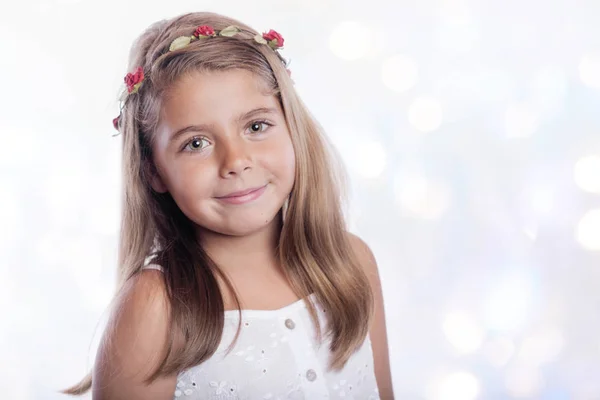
[[197, 212, 281, 237]]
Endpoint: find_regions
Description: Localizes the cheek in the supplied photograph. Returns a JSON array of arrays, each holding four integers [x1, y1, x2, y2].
[[168, 161, 215, 198], [260, 133, 295, 177], [277, 137, 296, 182]]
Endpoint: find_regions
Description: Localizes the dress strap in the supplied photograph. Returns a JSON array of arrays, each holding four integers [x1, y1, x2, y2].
[[142, 263, 164, 272]]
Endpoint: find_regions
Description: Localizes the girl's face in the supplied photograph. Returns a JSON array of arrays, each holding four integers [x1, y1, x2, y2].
[[151, 69, 296, 237]]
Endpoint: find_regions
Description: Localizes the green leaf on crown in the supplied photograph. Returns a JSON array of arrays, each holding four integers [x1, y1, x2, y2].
[[219, 25, 241, 37], [254, 34, 268, 45], [169, 36, 192, 51]]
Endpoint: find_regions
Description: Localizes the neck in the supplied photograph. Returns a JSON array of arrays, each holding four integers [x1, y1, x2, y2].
[[197, 214, 283, 274]]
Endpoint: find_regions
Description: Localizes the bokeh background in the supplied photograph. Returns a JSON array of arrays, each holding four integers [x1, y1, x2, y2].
[[1, 0, 600, 398]]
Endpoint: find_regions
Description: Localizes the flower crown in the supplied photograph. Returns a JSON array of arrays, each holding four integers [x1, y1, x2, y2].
[[112, 25, 287, 132]]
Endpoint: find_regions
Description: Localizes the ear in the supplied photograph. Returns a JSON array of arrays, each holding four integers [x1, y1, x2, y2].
[[150, 174, 168, 194], [144, 160, 168, 193]]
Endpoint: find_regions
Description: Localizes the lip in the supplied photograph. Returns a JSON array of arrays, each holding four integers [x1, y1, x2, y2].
[[216, 185, 267, 205]]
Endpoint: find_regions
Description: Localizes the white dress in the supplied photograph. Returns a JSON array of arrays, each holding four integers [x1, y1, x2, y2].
[[142, 264, 380, 400]]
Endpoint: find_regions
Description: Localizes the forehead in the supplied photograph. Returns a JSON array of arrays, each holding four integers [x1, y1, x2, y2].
[[160, 69, 277, 124]]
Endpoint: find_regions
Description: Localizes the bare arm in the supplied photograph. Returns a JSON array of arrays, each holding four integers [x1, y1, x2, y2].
[[349, 233, 395, 400], [92, 270, 178, 400]]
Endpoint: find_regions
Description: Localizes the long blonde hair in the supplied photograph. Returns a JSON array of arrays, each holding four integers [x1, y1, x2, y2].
[[63, 11, 373, 395]]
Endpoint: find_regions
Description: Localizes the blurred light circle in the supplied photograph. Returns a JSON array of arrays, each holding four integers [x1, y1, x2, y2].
[[435, 371, 480, 400], [579, 53, 600, 88], [381, 54, 419, 93], [329, 21, 372, 61], [576, 209, 600, 251], [505, 102, 539, 138], [574, 155, 600, 194], [394, 174, 451, 220], [408, 96, 443, 132], [442, 311, 485, 354]]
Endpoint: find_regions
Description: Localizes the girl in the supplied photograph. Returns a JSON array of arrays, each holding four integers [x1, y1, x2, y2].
[[64, 11, 393, 400]]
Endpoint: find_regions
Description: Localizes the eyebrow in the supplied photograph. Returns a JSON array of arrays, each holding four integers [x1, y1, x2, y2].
[[168, 106, 279, 143]]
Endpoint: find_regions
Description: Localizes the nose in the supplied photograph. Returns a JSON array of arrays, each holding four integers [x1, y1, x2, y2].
[[219, 137, 252, 178]]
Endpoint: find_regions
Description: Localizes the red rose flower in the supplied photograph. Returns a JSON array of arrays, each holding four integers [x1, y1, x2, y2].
[[262, 29, 284, 48], [125, 66, 144, 93], [194, 25, 215, 37], [113, 115, 120, 130]]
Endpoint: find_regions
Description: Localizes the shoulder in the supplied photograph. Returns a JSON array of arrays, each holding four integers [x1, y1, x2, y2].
[[346, 232, 395, 398], [114, 268, 170, 338], [347, 232, 378, 276], [97, 269, 170, 371], [116, 268, 170, 334], [93, 268, 177, 398], [346, 232, 380, 305]]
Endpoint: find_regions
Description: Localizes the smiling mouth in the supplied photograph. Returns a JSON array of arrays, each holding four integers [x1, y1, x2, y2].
[[216, 185, 267, 204]]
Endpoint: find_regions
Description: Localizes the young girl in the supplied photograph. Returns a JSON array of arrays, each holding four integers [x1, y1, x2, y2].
[[64, 11, 393, 400]]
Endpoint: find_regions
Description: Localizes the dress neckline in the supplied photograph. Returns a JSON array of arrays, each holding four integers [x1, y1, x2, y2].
[[223, 293, 317, 319], [142, 264, 316, 319]]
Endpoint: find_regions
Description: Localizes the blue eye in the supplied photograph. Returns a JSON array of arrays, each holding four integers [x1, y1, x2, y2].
[[183, 136, 210, 152]]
